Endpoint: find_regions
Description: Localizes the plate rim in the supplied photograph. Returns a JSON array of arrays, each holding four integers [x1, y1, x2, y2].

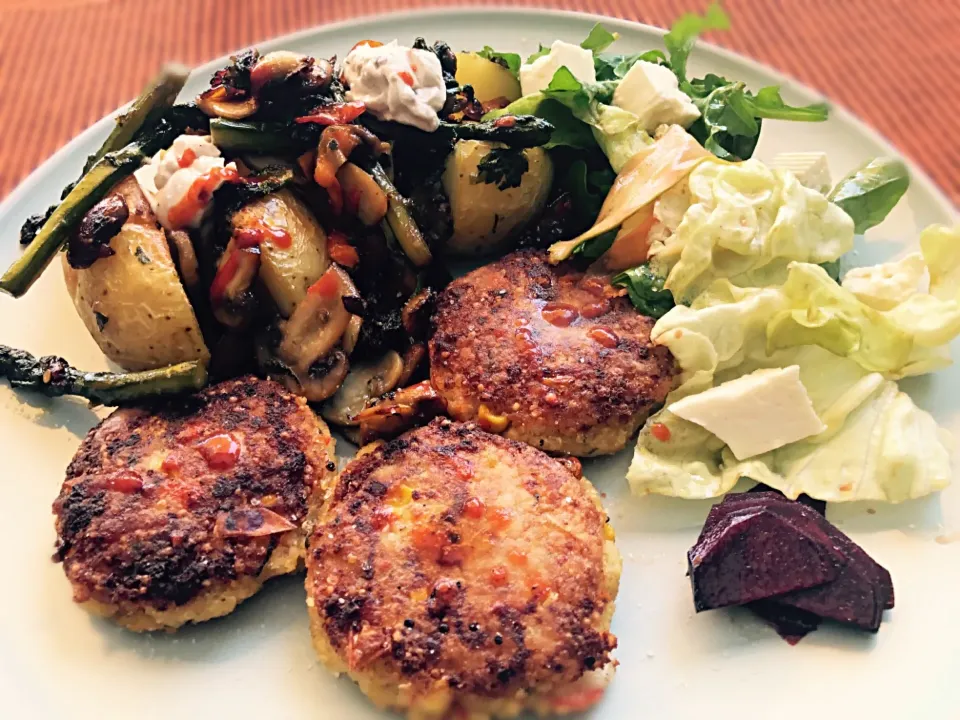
[[0, 6, 956, 231]]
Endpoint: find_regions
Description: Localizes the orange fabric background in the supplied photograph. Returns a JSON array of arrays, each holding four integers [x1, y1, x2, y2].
[[0, 0, 956, 203]]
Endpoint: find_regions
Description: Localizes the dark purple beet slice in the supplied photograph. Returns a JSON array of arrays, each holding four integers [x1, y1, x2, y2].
[[708, 493, 894, 613], [748, 482, 827, 516], [688, 508, 844, 611], [748, 599, 822, 644]]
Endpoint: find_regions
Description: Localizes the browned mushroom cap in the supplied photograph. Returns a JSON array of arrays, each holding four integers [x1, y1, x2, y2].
[[355, 380, 448, 444], [320, 350, 404, 426], [249, 51, 309, 94], [197, 86, 259, 120], [274, 349, 351, 403], [277, 265, 356, 377]]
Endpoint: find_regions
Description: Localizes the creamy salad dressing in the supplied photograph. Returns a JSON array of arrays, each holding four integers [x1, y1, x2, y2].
[[134, 134, 237, 231], [341, 41, 446, 132]]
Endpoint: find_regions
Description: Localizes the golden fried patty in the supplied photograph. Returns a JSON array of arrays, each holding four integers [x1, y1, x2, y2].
[[305, 419, 621, 719], [430, 251, 676, 456], [53, 376, 336, 631]]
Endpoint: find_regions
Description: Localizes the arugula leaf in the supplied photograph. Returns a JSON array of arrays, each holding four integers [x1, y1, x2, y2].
[[476, 46, 522, 77], [748, 86, 829, 122], [664, 1, 730, 88], [580, 24, 619, 53], [828, 157, 910, 234], [526, 44, 550, 64], [594, 50, 667, 81], [476, 147, 529, 190], [612, 264, 676, 318], [565, 159, 614, 225]]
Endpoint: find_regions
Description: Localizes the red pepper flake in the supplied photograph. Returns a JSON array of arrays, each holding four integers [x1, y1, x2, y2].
[[490, 566, 509, 586], [295, 101, 366, 126], [197, 433, 241, 470], [327, 230, 360, 268], [587, 327, 619, 349], [650, 423, 671, 442], [370, 507, 394, 530], [350, 39, 383, 52], [178, 148, 198, 168], [463, 496, 485, 519], [161, 454, 181, 475], [307, 267, 342, 298], [507, 549, 528, 566], [397, 70, 415, 87], [493, 115, 517, 128], [209, 247, 258, 304]]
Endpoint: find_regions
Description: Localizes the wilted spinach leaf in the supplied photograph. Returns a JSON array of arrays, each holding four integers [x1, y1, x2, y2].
[[476, 46, 522, 76], [477, 147, 529, 190], [613, 264, 676, 318]]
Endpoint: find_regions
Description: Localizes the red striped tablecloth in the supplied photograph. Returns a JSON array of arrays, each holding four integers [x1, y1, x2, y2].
[[0, 0, 956, 203]]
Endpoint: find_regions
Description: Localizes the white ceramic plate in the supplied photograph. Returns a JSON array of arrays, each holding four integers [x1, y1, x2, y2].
[[0, 9, 957, 720]]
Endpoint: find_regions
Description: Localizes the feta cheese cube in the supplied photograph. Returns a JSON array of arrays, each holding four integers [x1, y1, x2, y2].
[[771, 152, 832, 194], [519, 40, 596, 97], [667, 366, 825, 460], [612, 61, 700, 134]]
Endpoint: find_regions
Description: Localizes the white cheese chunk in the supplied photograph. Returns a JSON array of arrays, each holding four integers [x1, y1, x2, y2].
[[611, 61, 700, 134], [770, 152, 832, 194], [519, 41, 596, 97], [668, 366, 826, 460]]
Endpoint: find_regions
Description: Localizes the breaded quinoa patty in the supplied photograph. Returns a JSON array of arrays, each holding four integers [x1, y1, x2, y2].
[[430, 251, 675, 456], [53, 376, 336, 631], [305, 419, 621, 719]]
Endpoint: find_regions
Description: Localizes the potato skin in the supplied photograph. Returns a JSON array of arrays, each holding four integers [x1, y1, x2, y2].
[[231, 189, 329, 317], [62, 177, 209, 371], [442, 141, 553, 256], [454, 52, 522, 104]]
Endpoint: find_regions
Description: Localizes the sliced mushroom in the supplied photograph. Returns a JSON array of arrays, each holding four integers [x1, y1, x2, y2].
[[250, 51, 308, 94], [320, 350, 404, 426], [337, 162, 388, 226], [314, 125, 363, 189], [165, 228, 199, 289], [401, 288, 437, 340], [397, 343, 426, 386], [277, 265, 355, 376], [197, 86, 259, 119], [356, 380, 448, 444], [342, 315, 363, 355], [209, 244, 261, 329]]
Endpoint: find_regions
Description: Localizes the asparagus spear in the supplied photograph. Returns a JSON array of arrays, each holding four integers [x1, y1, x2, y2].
[[366, 162, 432, 267], [0, 345, 207, 406], [360, 115, 555, 149], [209, 118, 320, 153], [0, 120, 179, 298], [19, 67, 191, 248], [84, 64, 190, 173]]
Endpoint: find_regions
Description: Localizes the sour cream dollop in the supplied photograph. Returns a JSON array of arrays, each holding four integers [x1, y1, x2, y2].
[[134, 134, 237, 231], [341, 41, 446, 132]]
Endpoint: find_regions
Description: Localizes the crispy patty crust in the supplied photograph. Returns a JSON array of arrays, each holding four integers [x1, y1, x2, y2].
[[305, 419, 621, 719], [53, 376, 336, 631], [430, 251, 675, 456]]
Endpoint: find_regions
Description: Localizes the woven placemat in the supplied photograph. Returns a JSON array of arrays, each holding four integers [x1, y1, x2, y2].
[[0, 0, 956, 203]]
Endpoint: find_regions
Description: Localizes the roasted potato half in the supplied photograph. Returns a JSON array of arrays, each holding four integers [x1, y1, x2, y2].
[[442, 140, 553, 255], [62, 177, 209, 371], [455, 52, 522, 104], [231, 189, 329, 317]]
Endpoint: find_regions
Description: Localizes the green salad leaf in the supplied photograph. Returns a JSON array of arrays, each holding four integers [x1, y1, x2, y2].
[[595, 50, 667, 81], [627, 224, 960, 503], [580, 24, 619, 53], [573, 231, 617, 259], [526, 45, 550, 64], [613, 264, 676, 318], [564, 159, 614, 224], [475, 46, 522, 76], [485, 95, 595, 149], [829, 157, 910, 234], [663, 2, 731, 91]]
